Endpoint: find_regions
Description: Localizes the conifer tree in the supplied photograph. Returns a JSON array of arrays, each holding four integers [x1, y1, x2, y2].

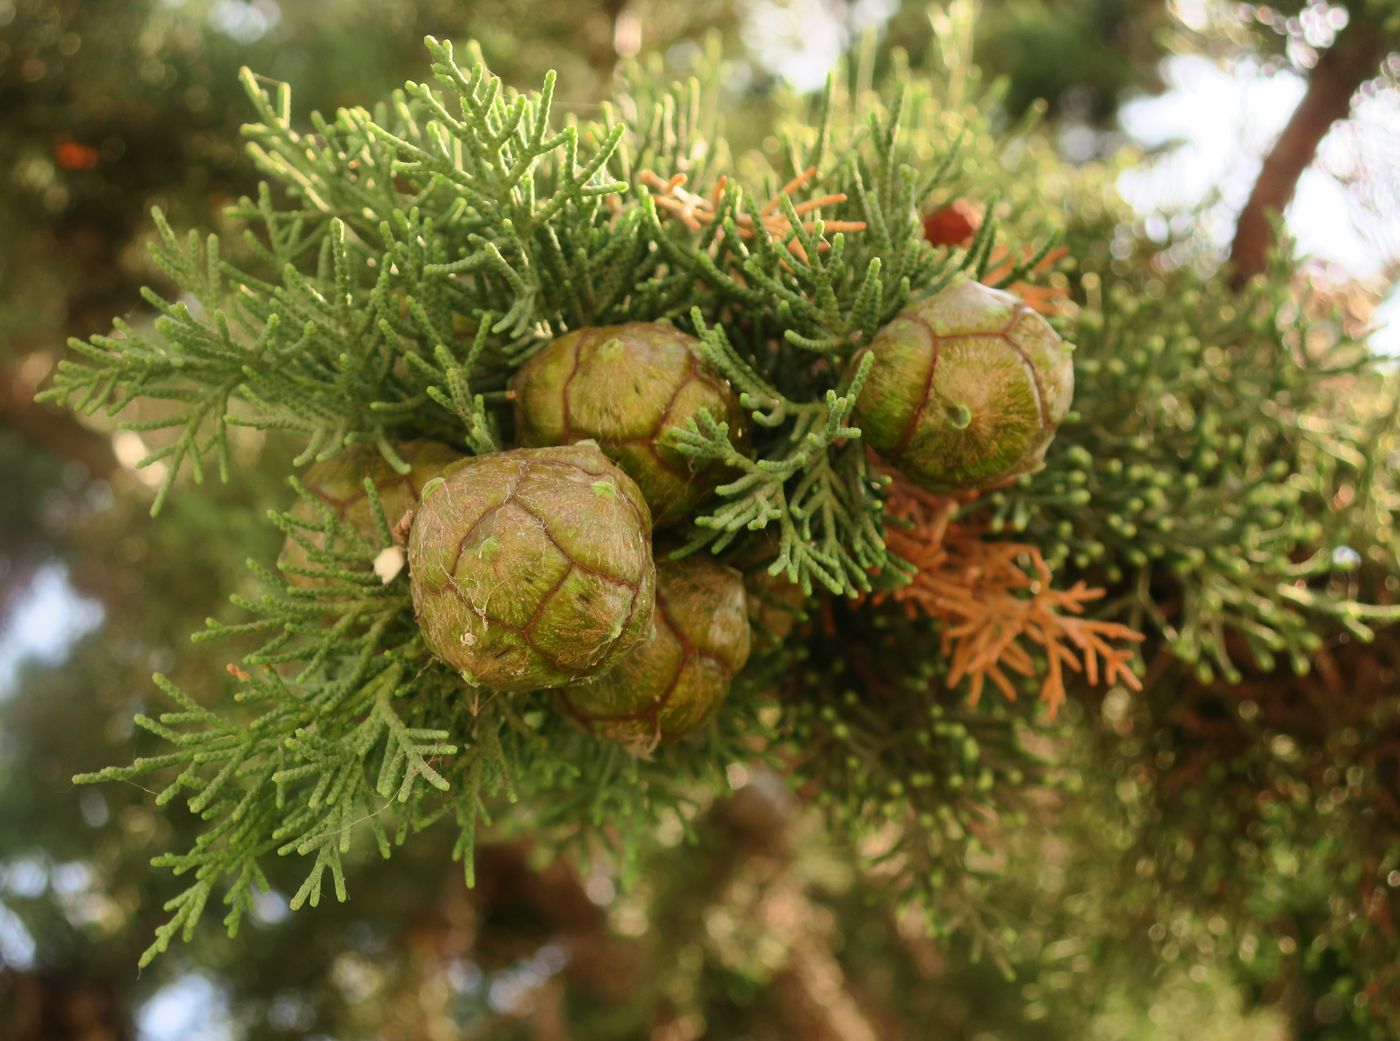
[[36, 3, 1400, 1037]]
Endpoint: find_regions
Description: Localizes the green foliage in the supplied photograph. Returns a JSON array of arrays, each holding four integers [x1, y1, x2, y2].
[[76, 474, 772, 965], [1093, 620, 1400, 1038], [781, 601, 1067, 971], [50, 29, 1068, 963], [972, 0, 1163, 122], [44, 17, 1400, 1015], [42, 35, 1048, 586], [982, 258, 1400, 681]]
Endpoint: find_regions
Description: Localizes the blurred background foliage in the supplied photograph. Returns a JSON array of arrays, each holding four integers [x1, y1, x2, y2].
[[1, 0, 1398, 1039]]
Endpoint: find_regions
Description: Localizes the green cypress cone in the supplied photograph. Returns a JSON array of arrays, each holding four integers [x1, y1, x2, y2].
[[557, 556, 751, 748], [408, 443, 656, 692], [279, 440, 460, 587], [731, 534, 807, 644], [855, 279, 1074, 490], [510, 322, 745, 527]]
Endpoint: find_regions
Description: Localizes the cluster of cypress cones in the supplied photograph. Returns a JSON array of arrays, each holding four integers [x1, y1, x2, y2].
[[282, 280, 1073, 750]]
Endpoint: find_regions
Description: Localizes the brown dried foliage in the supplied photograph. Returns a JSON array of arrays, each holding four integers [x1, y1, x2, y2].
[[638, 167, 867, 263], [871, 468, 1143, 715], [983, 243, 1070, 316]]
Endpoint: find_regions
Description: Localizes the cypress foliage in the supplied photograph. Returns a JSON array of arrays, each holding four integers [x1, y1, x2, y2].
[[46, 22, 1399, 1002]]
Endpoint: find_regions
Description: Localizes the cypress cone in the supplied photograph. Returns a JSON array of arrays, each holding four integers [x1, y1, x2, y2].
[[730, 534, 807, 644], [558, 556, 751, 748], [855, 279, 1074, 491], [742, 566, 807, 644], [408, 443, 655, 692], [279, 440, 460, 586], [510, 322, 745, 527]]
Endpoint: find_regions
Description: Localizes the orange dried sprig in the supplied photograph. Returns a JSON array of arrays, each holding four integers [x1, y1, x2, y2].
[[872, 469, 1143, 716], [640, 168, 867, 263], [983, 244, 1070, 316]]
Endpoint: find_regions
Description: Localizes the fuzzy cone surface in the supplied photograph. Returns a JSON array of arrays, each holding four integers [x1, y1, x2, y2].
[[280, 440, 461, 586], [409, 443, 655, 691], [742, 565, 807, 644], [510, 322, 745, 527], [558, 556, 752, 748], [856, 279, 1074, 490], [730, 534, 807, 644]]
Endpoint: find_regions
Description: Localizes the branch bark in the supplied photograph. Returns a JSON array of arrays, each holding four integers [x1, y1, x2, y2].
[[1228, 21, 1385, 288]]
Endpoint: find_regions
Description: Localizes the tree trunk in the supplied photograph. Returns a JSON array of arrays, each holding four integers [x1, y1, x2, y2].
[[1228, 21, 1384, 288]]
